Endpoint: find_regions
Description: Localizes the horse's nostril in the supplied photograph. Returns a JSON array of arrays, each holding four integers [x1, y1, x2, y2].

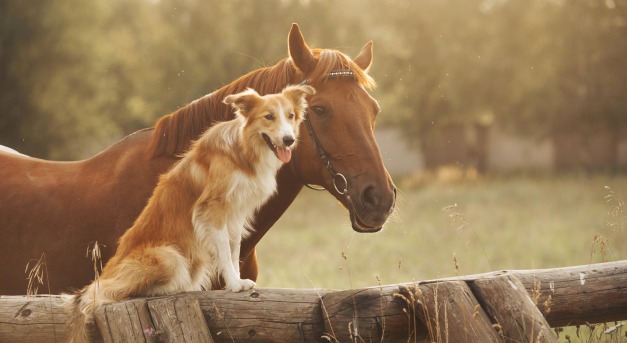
[[361, 185, 379, 209], [283, 136, 295, 147]]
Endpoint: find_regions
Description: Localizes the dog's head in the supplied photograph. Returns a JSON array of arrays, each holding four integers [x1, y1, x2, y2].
[[223, 85, 315, 163]]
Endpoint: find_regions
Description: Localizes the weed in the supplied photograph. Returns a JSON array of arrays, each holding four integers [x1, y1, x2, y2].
[[86, 241, 104, 285], [589, 234, 610, 264], [452, 253, 459, 276], [442, 203, 493, 271], [393, 284, 416, 343], [24, 253, 61, 342], [25, 252, 50, 296], [209, 302, 235, 343], [604, 186, 625, 231], [305, 274, 338, 343]]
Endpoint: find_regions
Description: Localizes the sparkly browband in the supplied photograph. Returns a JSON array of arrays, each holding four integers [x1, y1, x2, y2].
[[327, 70, 354, 78], [299, 70, 355, 86]]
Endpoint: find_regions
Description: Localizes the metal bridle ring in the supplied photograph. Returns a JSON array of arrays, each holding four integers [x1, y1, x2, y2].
[[332, 172, 348, 195]]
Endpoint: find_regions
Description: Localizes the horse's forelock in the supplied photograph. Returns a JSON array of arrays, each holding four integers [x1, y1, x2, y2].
[[309, 49, 376, 89], [147, 49, 374, 158]]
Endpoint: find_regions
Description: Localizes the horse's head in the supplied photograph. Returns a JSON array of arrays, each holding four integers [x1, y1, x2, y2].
[[287, 24, 397, 233], [148, 24, 396, 233]]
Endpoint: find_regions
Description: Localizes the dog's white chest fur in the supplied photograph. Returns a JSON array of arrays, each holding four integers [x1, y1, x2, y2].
[[226, 164, 279, 233]]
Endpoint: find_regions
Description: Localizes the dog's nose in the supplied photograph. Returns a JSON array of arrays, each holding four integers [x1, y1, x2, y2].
[[283, 136, 295, 147]]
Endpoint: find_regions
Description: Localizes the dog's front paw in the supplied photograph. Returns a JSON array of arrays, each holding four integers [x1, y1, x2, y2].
[[225, 278, 256, 292]]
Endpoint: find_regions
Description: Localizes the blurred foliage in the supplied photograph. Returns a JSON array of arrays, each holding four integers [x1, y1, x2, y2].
[[0, 0, 626, 159]]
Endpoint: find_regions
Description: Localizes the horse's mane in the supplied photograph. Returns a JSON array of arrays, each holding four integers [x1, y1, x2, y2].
[[147, 48, 375, 158]]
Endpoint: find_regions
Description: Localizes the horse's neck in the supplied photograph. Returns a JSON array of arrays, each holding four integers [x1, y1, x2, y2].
[[0, 145, 26, 157], [89, 128, 177, 178], [149, 60, 299, 159]]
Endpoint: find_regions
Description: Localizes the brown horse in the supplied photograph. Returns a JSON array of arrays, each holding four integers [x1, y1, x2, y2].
[[0, 24, 396, 295]]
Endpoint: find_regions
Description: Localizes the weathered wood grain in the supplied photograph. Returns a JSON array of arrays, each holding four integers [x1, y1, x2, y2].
[[411, 260, 627, 327], [515, 262, 627, 327], [1, 261, 625, 343], [321, 284, 418, 342], [404, 281, 503, 342], [192, 288, 327, 343], [147, 296, 213, 343], [471, 275, 556, 343], [0, 295, 67, 343], [94, 298, 156, 343]]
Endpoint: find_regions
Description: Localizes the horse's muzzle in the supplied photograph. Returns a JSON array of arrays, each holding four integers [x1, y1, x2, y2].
[[348, 183, 397, 233]]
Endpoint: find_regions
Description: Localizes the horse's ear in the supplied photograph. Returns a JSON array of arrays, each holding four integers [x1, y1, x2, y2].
[[354, 41, 373, 72], [223, 88, 262, 117], [288, 23, 316, 74]]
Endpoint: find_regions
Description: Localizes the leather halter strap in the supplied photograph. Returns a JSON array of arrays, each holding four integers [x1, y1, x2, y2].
[[301, 117, 348, 195], [292, 71, 353, 194]]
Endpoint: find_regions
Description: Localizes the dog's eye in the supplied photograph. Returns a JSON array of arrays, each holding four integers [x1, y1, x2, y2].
[[264, 114, 275, 120]]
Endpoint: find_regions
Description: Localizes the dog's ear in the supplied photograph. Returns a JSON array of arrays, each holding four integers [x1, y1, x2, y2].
[[223, 88, 262, 117], [282, 85, 315, 110]]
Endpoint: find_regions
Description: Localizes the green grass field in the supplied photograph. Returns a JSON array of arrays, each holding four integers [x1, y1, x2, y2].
[[256, 174, 626, 290]]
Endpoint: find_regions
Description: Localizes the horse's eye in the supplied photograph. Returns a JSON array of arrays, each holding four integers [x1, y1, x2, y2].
[[289, 113, 295, 119], [265, 114, 275, 120], [311, 106, 326, 115]]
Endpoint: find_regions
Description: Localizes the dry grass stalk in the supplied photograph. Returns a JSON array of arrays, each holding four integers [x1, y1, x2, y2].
[[492, 322, 505, 340], [543, 294, 552, 315], [24, 253, 61, 342], [589, 234, 610, 264], [25, 253, 48, 297], [530, 277, 542, 306], [394, 284, 421, 343], [86, 241, 105, 285], [375, 275, 386, 343], [442, 203, 493, 271], [604, 185, 624, 231], [210, 303, 235, 343], [394, 283, 454, 343], [306, 273, 338, 343]]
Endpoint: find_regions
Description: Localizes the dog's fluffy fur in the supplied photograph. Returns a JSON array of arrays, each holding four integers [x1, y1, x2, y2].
[[65, 84, 314, 342]]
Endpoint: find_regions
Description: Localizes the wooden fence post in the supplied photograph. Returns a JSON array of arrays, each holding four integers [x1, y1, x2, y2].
[[321, 284, 419, 342], [147, 296, 213, 343], [0, 295, 67, 343], [94, 298, 156, 343], [402, 281, 503, 342], [471, 275, 557, 343], [192, 288, 326, 342], [1, 261, 625, 343]]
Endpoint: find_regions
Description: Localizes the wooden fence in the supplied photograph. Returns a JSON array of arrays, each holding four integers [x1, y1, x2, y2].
[[1, 260, 625, 342]]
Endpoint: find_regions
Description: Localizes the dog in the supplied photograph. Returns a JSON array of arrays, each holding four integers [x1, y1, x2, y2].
[[65, 84, 315, 342]]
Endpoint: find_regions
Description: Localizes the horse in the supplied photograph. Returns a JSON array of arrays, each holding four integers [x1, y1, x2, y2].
[[0, 24, 397, 295]]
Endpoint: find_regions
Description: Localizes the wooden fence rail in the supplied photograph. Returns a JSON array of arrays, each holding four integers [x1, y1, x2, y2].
[[1, 260, 625, 342]]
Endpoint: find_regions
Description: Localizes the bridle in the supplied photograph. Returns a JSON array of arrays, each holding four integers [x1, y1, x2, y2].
[[300, 117, 349, 195], [291, 70, 354, 197], [290, 70, 397, 233]]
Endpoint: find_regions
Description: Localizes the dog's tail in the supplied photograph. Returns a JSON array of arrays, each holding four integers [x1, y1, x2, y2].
[[63, 282, 105, 343]]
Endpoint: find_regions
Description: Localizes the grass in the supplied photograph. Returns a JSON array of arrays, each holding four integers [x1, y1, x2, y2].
[[256, 173, 626, 342], [256, 174, 626, 289], [22, 173, 625, 342]]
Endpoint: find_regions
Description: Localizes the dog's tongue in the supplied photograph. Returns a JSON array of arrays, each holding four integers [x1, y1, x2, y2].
[[276, 147, 292, 163]]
